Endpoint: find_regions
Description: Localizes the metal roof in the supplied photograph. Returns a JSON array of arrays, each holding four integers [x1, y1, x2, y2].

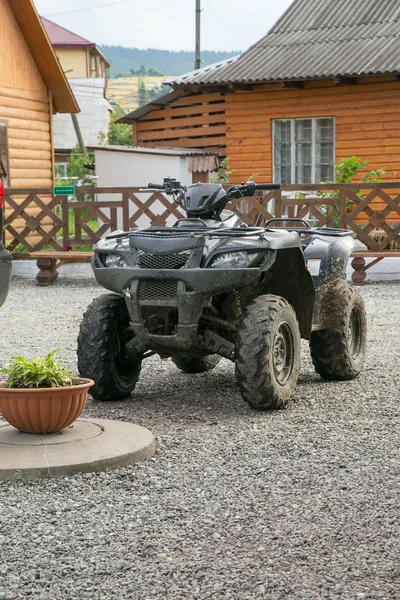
[[171, 0, 400, 86], [41, 17, 94, 47], [88, 145, 219, 157], [41, 17, 111, 67], [166, 55, 240, 86]]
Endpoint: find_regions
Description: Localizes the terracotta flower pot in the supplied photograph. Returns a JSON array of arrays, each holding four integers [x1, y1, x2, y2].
[[0, 378, 94, 434]]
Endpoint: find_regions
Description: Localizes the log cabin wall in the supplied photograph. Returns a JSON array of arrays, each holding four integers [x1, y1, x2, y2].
[[135, 92, 226, 152], [0, 0, 53, 189], [0, 0, 55, 243], [224, 75, 400, 185]]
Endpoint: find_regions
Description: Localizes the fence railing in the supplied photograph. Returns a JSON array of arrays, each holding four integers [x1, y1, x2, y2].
[[4, 183, 400, 253]]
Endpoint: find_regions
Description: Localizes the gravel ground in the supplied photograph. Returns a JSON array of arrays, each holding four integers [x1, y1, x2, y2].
[[0, 277, 399, 600]]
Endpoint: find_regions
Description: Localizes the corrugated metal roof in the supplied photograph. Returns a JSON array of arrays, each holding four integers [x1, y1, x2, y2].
[[88, 145, 219, 157], [166, 55, 240, 86], [172, 0, 400, 86]]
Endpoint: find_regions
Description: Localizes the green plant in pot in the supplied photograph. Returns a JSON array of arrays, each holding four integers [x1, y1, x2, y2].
[[0, 350, 94, 434]]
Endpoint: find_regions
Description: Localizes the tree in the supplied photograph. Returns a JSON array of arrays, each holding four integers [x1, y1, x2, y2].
[[106, 106, 133, 146], [138, 64, 147, 75], [105, 67, 113, 79], [148, 67, 164, 76], [148, 83, 170, 101], [138, 78, 149, 107], [66, 145, 95, 185]]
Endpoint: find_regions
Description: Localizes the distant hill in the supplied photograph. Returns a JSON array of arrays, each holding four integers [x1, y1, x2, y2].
[[99, 46, 240, 77]]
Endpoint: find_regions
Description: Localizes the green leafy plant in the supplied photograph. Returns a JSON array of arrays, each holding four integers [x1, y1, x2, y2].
[[99, 106, 133, 146], [209, 157, 257, 185], [66, 145, 95, 186], [318, 156, 386, 226], [209, 157, 235, 184], [1, 350, 74, 389]]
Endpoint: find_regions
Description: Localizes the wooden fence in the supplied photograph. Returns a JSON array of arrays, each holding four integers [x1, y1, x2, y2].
[[4, 183, 400, 254]]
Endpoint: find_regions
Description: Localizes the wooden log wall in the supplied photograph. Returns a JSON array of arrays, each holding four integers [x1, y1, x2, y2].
[[135, 92, 226, 152], [224, 75, 400, 222], [0, 0, 54, 242]]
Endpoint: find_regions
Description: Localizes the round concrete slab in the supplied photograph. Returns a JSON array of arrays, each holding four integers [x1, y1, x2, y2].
[[0, 418, 155, 480]]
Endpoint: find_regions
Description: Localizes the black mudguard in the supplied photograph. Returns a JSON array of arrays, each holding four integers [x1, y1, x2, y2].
[[267, 247, 315, 339], [304, 234, 367, 331], [303, 234, 366, 287]]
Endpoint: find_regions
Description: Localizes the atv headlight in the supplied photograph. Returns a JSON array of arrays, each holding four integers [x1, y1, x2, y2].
[[104, 253, 128, 268], [210, 251, 250, 269]]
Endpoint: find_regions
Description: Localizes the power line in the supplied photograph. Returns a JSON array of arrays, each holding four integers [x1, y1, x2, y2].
[[44, 0, 138, 18], [205, 0, 249, 46]]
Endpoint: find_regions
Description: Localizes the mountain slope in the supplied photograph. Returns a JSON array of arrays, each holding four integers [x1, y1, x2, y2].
[[100, 46, 240, 76]]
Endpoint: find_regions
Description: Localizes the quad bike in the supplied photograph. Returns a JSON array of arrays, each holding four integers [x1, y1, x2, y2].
[[77, 178, 367, 410]]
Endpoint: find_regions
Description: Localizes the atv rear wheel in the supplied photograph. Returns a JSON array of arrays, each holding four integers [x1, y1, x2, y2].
[[77, 293, 142, 401], [172, 355, 221, 373], [310, 282, 366, 380], [235, 295, 301, 410]]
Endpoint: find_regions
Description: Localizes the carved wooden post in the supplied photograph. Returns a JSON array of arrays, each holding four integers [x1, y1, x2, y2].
[[351, 256, 366, 285], [36, 257, 58, 286]]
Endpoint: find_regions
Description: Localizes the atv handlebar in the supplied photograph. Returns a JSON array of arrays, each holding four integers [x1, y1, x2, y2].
[[227, 181, 281, 199], [253, 184, 281, 191], [146, 180, 280, 196]]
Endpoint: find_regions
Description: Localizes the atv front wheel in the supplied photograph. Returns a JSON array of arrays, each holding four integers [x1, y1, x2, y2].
[[235, 295, 301, 410], [172, 355, 221, 373], [310, 282, 366, 380], [77, 293, 142, 401]]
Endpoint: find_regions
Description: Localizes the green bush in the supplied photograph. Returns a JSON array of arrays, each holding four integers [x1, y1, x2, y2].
[[318, 156, 386, 227]]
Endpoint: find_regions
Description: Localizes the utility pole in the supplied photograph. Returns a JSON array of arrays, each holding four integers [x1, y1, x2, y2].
[[71, 113, 87, 155], [195, 0, 201, 70]]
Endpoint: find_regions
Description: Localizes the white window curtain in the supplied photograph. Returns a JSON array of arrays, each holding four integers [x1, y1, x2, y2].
[[273, 117, 335, 184]]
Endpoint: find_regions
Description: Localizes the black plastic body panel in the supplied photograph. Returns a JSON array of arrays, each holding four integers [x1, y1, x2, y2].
[[302, 233, 366, 287]]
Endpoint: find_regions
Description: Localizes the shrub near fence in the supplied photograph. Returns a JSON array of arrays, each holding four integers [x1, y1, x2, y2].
[[3, 184, 400, 254]]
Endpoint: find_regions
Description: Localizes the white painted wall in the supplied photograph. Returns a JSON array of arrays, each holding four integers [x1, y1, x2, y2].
[[53, 78, 112, 150], [94, 148, 193, 188], [94, 148, 193, 229]]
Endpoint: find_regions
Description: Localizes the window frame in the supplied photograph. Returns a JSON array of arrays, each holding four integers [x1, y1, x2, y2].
[[272, 117, 335, 184]]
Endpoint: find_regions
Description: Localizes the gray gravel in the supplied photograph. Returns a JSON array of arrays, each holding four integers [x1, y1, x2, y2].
[[0, 277, 399, 600]]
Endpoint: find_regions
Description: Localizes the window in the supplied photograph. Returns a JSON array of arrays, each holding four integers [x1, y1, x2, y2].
[[55, 163, 68, 178], [273, 118, 335, 184], [0, 124, 9, 186]]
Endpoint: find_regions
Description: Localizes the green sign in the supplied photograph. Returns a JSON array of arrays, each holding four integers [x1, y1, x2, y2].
[[54, 185, 75, 196]]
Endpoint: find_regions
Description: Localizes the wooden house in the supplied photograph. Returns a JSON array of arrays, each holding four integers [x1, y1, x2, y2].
[[41, 17, 110, 80], [119, 0, 400, 186], [0, 0, 78, 190]]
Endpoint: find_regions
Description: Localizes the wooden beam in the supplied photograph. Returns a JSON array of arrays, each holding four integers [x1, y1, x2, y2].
[[334, 77, 357, 86], [280, 81, 304, 89]]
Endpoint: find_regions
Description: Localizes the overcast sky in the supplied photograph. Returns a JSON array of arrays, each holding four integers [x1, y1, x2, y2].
[[33, 0, 294, 51]]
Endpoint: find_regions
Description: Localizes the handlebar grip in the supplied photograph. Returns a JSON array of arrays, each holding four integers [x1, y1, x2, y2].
[[254, 184, 281, 190], [148, 183, 165, 190]]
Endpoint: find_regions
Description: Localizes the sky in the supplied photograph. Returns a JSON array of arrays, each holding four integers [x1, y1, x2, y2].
[[33, 0, 294, 52]]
